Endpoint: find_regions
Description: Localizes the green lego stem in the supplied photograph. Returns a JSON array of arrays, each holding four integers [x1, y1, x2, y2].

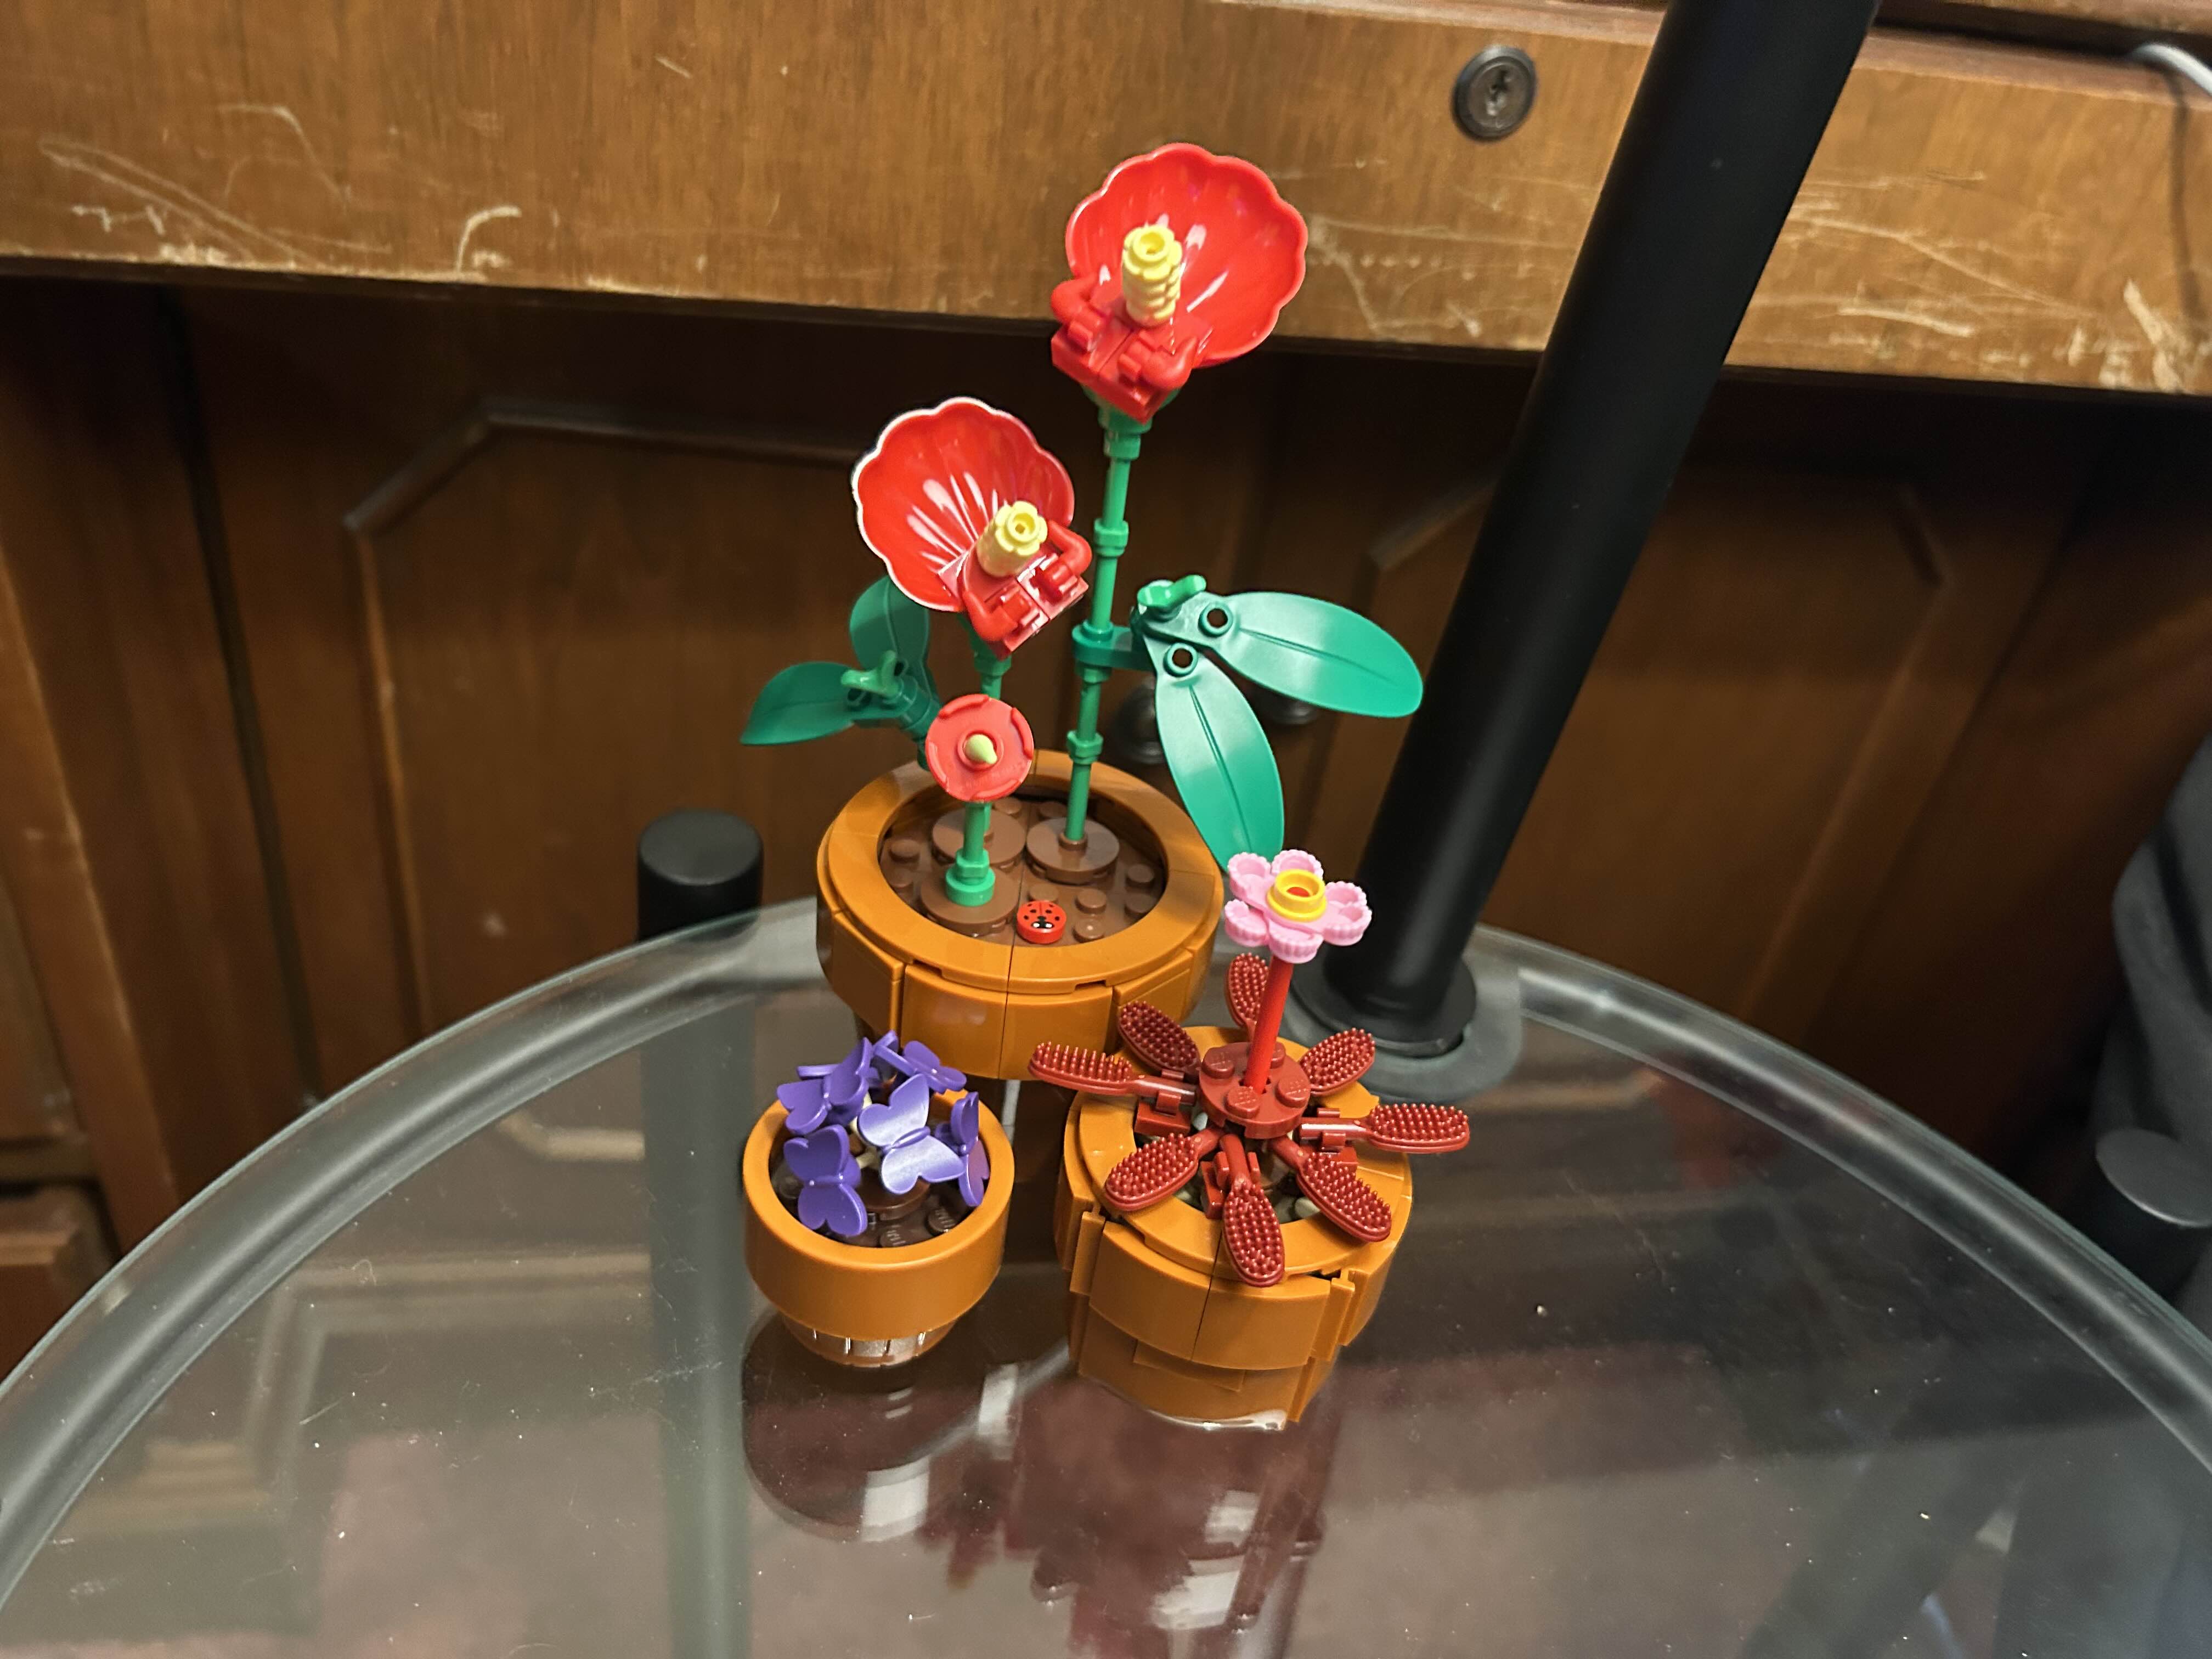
[[1062, 403, 1149, 844], [945, 800, 997, 907], [939, 618, 1007, 907], [967, 619, 1007, 702], [1069, 621, 1148, 673]]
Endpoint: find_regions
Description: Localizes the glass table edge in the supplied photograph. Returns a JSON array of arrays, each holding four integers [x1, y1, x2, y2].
[[1, 904, 2207, 1596], [0, 904, 816, 1604], [1494, 927, 2212, 1466]]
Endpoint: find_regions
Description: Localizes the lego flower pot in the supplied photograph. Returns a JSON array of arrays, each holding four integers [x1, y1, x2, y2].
[[735, 150, 1440, 1411], [743, 1100, 1014, 1368], [815, 750, 1222, 1080], [1051, 1026, 1412, 1424]]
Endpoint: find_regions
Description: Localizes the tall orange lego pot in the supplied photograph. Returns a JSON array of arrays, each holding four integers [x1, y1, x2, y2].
[[738, 152, 1429, 1265], [815, 750, 1220, 1080]]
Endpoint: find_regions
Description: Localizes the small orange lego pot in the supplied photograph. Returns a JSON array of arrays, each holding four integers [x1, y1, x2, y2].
[[743, 1101, 1014, 1368], [816, 751, 1221, 1080], [1036, 978, 1471, 1424], [1051, 1029, 1406, 1422]]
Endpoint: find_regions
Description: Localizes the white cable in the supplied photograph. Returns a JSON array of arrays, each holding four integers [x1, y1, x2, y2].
[[2132, 41, 2212, 102]]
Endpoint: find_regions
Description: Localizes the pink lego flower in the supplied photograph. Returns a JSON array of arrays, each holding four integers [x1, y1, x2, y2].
[[1220, 850, 1370, 965]]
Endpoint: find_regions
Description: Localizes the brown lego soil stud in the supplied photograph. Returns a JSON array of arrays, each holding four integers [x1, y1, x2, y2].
[[743, 1101, 1015, 1368], [1052, 1027, 1409, 1424], [816, 751, 1221, 1080]]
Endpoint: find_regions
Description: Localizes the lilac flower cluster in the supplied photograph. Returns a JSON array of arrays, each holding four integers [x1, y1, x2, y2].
[[775, 1033, 991, 1239]]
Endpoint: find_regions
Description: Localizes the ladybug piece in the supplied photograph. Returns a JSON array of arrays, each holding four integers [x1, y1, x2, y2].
[[1017, 899, 1067, 944]]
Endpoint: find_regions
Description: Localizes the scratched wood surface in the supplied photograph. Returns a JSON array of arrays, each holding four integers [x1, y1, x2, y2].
[[1925, 0, 2212, 35], [1, 2, 2208, 393]]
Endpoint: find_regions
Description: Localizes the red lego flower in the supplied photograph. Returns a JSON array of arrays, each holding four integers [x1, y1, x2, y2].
[[1051, 143, 1307, 421], [852, 398, 1092, 656], [924, 694, 1035, 802]]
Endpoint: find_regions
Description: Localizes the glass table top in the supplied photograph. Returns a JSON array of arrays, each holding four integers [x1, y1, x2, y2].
[[2, 902, 2210, 1658]]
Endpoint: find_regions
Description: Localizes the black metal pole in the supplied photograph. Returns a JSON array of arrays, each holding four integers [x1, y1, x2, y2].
[[637, 810, 762, 1659], [1319, 0, 1880, 1043]]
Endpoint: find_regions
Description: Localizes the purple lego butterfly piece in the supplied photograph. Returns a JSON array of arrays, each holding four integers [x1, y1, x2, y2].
[[957, 1138, 989, 1207], [944, 1090, 980, 1147], [792, 1046, 843, 1080], [778, 1039, 873, 1133], [935, 1091, 990, 1207], [859, 1073, 964, 1194], [782, 1127, 867, 1238], [775, 1076, 831, 1133], [876, 1035, 967, 1093]]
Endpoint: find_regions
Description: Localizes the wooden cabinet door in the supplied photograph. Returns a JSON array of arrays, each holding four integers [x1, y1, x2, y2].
[[0, 284, 304, 1238], [186, 290, 1277, 1091], [0, 1188, 110, 1375], [182, 281, 2210, 1158], [0, 877, 70, 1147]]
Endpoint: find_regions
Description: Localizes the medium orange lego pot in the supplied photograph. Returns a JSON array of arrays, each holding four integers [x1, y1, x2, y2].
[[816, 751, 1221, 1079], [1051, 1028, 1409, 1423], [743, 1102, 1014, 1368]]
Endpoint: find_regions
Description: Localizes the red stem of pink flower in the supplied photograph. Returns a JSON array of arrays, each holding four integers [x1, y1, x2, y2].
[[1243, 955, 1296, 1089]]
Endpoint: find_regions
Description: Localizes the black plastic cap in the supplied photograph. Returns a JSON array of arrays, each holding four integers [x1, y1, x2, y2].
[[636, 810, 764, 943], [2069, 1127, 2212, 1299]]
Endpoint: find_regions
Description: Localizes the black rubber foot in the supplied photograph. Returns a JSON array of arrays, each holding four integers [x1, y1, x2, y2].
[[637, 810, 764, 943], [1285, 953, 1521, 1104], [1293, 955, 1477, 1056], [2068, 1127, 2212, 1299]]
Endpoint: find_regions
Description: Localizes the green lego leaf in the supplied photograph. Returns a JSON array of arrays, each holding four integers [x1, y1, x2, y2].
[[1147, 636, 1284, 866], [848, 579, 934, 694], [1176, 592, 1424, 719], [742, 661, 859, 746]]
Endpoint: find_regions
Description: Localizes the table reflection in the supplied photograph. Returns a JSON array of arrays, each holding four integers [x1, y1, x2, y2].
[[742, 1266, 1342, 1657]]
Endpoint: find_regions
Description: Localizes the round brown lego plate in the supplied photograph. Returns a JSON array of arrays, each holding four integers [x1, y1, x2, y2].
[[817, 752, 1224, 1079], [881, 761, 1177, 950]]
